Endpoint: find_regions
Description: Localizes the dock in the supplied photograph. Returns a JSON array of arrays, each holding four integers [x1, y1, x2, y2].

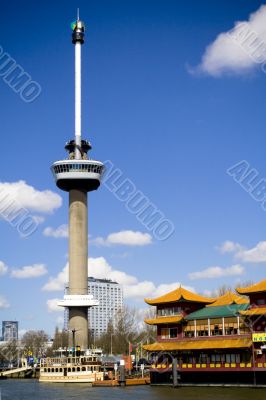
[[92, 377, 150, 387]]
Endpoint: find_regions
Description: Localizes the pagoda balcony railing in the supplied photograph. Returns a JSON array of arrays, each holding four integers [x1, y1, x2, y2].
[[157, 310, 183, 317], [157, 333, 250, 341]]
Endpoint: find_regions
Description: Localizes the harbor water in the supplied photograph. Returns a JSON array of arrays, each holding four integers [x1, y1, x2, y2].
[[0, 380, 266, 400]]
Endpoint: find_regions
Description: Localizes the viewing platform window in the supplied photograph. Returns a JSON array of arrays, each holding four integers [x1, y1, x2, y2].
[[54, 163, 103, 174]]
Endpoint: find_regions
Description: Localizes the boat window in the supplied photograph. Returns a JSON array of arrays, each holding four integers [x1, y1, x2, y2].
[[68, 368, 71, 372], [55, 368, 58, 372], [48, 368, 50, 372], [82, 367, 86, 371], [77, 367, 80, 372], [51, 368, 54, 372]]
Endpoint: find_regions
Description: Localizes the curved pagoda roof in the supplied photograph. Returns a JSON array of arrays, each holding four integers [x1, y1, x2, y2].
[[240, 307, 266, 316], [207, 291, 249, 307], [236, 279, 266, 295], [145, 286, 214, 306]]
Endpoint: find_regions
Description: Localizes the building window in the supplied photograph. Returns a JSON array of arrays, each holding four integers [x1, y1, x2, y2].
[[183, 324, 195, 338], [224, 318, 238, 335], [157, 306, 182, 317], [211, 324, 223, 336], [161, 328, 169, 339], [170, 328, 178, 338], [197, 328, 208, 336]]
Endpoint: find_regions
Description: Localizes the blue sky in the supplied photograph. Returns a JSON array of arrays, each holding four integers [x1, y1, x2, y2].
[[1, 0, 266, 336]]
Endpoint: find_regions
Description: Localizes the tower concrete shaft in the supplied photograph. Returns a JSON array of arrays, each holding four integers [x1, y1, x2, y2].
[[68, 189, 88, 349]]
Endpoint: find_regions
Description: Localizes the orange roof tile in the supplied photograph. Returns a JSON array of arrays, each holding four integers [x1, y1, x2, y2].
[[143, 337, 251, 351], [145, 286, 214, 306], [144, 315, 183, 325], [207, 291, 249, 307], [236, 279, 266, 295], [240, 307, 266, 316]]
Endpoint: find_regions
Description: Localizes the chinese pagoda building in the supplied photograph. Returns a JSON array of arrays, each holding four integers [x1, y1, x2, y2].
[[237, 279, 266, 361], [144, 280, 266, 385]]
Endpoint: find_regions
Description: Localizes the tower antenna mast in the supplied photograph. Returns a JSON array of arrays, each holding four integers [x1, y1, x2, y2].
[[73, 10, 84, 159]]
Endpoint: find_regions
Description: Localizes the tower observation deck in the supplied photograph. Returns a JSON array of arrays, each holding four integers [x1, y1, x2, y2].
[[53, 15, 104, 351]]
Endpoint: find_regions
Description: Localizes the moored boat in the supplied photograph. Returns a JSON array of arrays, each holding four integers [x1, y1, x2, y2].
[[39, 350, 104, 383]]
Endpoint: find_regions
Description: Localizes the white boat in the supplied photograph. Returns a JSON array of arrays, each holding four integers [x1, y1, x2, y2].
[[39, 350, 104, 383]]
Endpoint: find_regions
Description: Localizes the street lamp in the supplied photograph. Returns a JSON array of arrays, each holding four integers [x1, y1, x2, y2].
[[70, 328, 81, 357], [110, 333, 113, 356]]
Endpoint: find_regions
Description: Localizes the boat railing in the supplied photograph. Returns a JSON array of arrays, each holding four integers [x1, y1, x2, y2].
[[40, 356, 101, 368]]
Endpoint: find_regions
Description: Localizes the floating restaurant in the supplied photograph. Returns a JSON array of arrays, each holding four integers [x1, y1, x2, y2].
[[143, 279, 266, 385]]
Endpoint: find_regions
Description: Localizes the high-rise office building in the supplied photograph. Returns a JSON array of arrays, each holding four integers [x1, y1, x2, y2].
[[64, 277, 123, 339], [2, 321, 18, 341], [88, 277, 123, 339]]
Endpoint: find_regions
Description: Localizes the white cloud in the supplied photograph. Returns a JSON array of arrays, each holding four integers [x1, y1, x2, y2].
[[0, 261, 8, 276], [0, 295, 10, 309], [235, 241, 266, 262], [43, 224, 68, 238], [217, 240, 243, 254], [47, 298, 64, 313], [32, 216, 45, 224], [0, 181, 62, 214], [202, 289, 216, 297], [89, 257, 138, 285], [11, 264, 48, 279], [42, 256, 194, 302], [218, 239, 266, 263], [42, 265, 68, 291], [123, 281, 195, 300], [191, 5, 266, 76], [18, 329, 27, 339], [56, 316, 64, 326], [92, 230, 152, 247], [189, 264, 244, 280]]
